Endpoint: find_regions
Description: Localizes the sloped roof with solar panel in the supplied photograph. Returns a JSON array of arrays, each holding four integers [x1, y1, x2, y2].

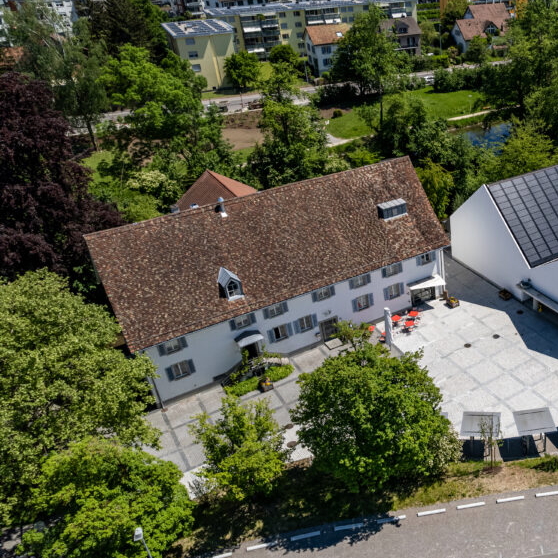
[[487, 165, 558, 268]]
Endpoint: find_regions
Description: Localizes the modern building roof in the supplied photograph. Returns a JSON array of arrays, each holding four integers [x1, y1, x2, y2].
[[85, 157, 449, 352], [454, 3, 509, 41], [161, 19, 234, 38], [380, 16, 421, 36], [304, 23, 350, 46], [487, 165, 558, 268], [176, 170, 257, 210]]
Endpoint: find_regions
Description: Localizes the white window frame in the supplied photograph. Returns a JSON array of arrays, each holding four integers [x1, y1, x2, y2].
[[234, 314, 252, 329], [272, 324, 289, 341], [418, 252, 434, 266], [355, 294, 370, 311], [386, 283, 403, 300], [314, 286, 333, 301], [298, 315, 313, 332], [383, 262, 403, 278], [171, 360, 194, 379], [192, 64, 202, 72], [164, 338, 182, 354], [227, 279, 242, 298], [268, 302, 285, 318], [351, 274, 368, 288]]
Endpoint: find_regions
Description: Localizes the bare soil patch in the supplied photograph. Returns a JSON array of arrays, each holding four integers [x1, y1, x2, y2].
[[223, 110, 263, 150]]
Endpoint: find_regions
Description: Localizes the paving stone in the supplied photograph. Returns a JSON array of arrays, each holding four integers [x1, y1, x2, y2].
[[485, 375, 525, 401], [165, 398, 203, 429], [467, 360, 505, 384], [492, 347, 532, 370]]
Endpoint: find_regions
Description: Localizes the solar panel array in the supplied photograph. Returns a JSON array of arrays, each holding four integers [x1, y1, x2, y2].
[[162, 19, 233, 37], [488, 166, 558, 268]]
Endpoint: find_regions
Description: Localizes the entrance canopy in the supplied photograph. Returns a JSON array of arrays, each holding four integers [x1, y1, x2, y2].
[[513, 407, 555, 436], [460, 411, 501, 437], [234, 330, 264, 348], [407, 274, 446, 291]]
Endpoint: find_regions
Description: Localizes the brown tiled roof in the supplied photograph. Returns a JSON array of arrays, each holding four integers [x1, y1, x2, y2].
[[455, 3, 509, 41], [304, 23, 350, 46], [176, 169, 257, 210], [380, 17, 421, 37], [85, 157, 449, 352]]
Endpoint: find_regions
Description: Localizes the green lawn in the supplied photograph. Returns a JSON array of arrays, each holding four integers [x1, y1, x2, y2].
[[326, 88, 486, 139]]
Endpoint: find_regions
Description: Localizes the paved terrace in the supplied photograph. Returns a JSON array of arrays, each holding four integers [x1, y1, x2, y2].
[[145, 253, 558, 479]]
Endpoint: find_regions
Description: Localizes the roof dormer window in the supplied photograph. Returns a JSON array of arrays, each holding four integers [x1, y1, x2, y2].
[[378, 198, 407, 220], [218, 267, 244, 301]]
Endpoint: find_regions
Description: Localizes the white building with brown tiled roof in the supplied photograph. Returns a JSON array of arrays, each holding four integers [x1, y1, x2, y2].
[[380, 16, 421, 56], [303, 23, 349, 76], [451, 3, 510, 53], [85, 157, 449, 406]]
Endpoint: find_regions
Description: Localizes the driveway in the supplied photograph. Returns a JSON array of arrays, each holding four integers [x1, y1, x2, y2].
[[145, 253, 558, 479]]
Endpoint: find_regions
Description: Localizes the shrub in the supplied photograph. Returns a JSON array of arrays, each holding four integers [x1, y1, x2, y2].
[[332, 109, 343, 118], [225, 364, 295, 397], [535, 455, 558, 472]]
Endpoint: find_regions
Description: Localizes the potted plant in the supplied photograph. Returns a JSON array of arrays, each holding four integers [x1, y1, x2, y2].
[[447, 296, 460, 308]]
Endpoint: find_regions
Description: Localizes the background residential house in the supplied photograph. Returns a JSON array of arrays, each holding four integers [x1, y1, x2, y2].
[[451, 3, 509, 53], [303, 23, 349, 76], [450, 165, 558, 314], [85, 157, 449, 406], [380, 16, 421, 56], [162, 19, 235, 90]]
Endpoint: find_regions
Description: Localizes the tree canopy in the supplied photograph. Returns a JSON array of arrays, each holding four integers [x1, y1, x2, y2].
[[290, 345, 461, 493], [0, 72, 123, 294], [0, 270, 159, 525], [19, 437, 194, 558], [224, 50, 261, 107], [190, 395, 288, 502]]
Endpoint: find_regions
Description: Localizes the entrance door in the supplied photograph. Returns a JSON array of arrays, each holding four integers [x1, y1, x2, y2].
[[245, 342, 260, 360], [411, 287, 435, 306], [319, 316, 339, 341]]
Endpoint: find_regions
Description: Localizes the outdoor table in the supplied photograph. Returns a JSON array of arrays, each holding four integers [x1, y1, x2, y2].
[[391, 315, 402, 324], [408, 310, 419, 318], [404, 320, 415, 329]]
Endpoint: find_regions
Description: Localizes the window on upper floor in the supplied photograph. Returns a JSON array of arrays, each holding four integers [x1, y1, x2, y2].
[[293, 10, 300, 15], [311, 285, 335, 302], [384, 282, 405, 300], [349, 273, 371, 289], [264, 301, 288, 319], [227, 279, 242, 297], [157, 336, 187, 356], [186, 38, 195, 45], [229, 313, 256, 330], [295, 21, 302, 27], [321, 45, 331, 54], [352, 293, 374, 312], [382, 262, 403, 278], [296, 314, 316, 332], [188, 51, 199, 58], [192, 64, 201, 72], [297, 32, 303, 38], [267, 323, 292, 343], [166, 359, 196, 380], [416, 251, 436, 266], [323, 58, 332, 66], [378, 198, 407, 220]]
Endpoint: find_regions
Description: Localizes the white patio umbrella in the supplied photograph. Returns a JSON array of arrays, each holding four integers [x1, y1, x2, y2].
[[384, 307, 394, 348]]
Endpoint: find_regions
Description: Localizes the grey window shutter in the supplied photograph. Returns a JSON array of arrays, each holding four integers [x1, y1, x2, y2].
[[349, 278, 356, 289], [383, 287, 390, 301], [286, 323, 293, 337], [293, 319, 301, 334], [165, 367, 174, 381], [311, 314, 318, 327], [263, 307, 270, 319], [249, 313, 256, 324], [311, 291, 318, 302], [397, 262, 403, 274], [282, 301, 289, 313], [381, 267, 387, 278], [179, 336, 187, 349], [267, 329, 275, 344], [368, 293, 374, 306], [330, 285, 335, 296], [365, 273, 371, 284], [352, 298, 358, 312], [399, 282, 404, 296], [157, 344, 167, 356], [416, 255, 423, 266], [187, 359, 196, 374], [229, 319, 237, 331], [431, 251, 437, 261]]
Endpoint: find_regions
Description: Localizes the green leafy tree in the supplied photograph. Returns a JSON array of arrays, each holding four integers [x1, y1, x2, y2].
[[419, 20, 438, 49], [290, 345, 461, 493], [224, 50, 261, 107], [441, 0, 468, 34], [100, 45, 235, 185], [334, 320, 372, 351], [77, 0, 169, 60], [332, 5, 407, 126], [247, 63, 348, 188], [190, 395, 288, 502], [465, 36, 489, 64], [5, 4, 109, 148], [126, 169, 181, 211], [19, 437, 194, 558], [0, 270, 159, 526], [416, 159, 454, 219], [268, 44, 300, 70]]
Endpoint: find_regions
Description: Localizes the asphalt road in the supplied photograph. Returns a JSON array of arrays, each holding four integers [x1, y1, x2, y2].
[[227, 486, 558, 558]]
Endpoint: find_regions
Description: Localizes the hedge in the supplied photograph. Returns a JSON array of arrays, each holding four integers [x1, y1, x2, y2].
[[224, 364, 295, 397]]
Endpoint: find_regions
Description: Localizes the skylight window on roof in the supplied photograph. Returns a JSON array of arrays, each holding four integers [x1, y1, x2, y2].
[[218, 267, 244, 300], [377, 198, 407, 220]]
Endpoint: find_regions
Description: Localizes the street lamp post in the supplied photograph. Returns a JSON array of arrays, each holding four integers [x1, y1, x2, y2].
[[133, 527, 153, 558]]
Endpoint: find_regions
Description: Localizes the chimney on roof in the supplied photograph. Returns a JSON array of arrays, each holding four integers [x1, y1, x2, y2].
[[216, 196, 228, 218], [170, 204, 180, 213]]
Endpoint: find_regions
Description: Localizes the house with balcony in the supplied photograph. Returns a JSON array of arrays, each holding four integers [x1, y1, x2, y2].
[[451, 3, 510, 53], [380, 16, 421, 56], [303, 23, 349, 76], [162, 19, 235, 90], [204, 0, 417, 57], [85, 157, 449, 406], [450, 165, 558, 316]]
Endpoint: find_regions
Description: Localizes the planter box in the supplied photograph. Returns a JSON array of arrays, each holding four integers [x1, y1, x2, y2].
[[447, 299, 460, 308], [499, 289, 512, 301]]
